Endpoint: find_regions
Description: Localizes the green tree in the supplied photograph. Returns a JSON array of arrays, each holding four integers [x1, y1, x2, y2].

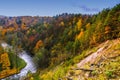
[[33, 48, 49, 68]]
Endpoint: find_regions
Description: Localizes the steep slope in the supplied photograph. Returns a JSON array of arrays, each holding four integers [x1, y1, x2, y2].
[[67, 38, 120, 80], [38, 38, 120, 80]]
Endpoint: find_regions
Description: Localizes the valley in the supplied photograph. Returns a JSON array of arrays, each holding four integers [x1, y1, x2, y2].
[[0, 3, 120, 80]]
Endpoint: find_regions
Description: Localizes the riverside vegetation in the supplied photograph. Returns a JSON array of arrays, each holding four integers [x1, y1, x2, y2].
[[0, 44, 26, 79]]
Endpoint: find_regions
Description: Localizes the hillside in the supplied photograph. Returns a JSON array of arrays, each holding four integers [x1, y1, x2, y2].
[[70, 38, 120, 79], [40, 38, 120, 80]]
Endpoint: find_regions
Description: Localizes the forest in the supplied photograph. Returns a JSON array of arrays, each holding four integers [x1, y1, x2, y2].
[[0, 3, 120, 80]]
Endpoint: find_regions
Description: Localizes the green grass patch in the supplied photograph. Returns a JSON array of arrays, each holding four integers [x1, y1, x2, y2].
[[8, 50, 26, 71]]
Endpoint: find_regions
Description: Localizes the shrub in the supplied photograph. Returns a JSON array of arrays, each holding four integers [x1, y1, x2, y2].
[[105, 70, 113, 78]]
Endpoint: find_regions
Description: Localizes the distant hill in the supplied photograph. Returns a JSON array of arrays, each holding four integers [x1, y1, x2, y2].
[[0, 16, 53, 27]]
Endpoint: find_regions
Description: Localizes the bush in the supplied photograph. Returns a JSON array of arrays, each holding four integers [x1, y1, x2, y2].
[[105, 70, 113, 78]]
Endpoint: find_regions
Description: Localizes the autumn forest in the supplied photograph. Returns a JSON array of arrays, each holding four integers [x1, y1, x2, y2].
[[0, 3, 120, 80]]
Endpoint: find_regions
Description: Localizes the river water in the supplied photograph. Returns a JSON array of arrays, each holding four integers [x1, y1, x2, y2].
[[18, 51, 36, 77], [1, 43, 37, 80]]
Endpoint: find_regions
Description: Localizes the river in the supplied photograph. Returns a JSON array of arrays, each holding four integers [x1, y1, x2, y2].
[[1, 43, 37, 80]]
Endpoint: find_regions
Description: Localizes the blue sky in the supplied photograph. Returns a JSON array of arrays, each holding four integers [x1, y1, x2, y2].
[[0, 0, 120, 16]]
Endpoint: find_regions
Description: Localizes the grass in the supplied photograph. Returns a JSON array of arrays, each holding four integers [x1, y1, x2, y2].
[[8, 50, 26, 72], [16, 55, 27, 70], [39, 48, 95, 80], [41, 65, 70, 80]]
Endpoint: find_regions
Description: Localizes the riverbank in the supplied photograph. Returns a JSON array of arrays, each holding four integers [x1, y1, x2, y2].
[[0, 43, 26, 79], [0, 51, 26, 79], [2, 51, 37, 80]]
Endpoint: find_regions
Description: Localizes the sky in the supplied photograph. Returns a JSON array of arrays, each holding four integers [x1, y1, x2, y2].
[[0, 0, 120, 16]]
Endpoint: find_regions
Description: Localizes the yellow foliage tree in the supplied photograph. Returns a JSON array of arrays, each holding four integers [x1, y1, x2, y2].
[[0, 52, 19, 79], [21, 22, 27, 30], [1, 53, 10, 70], [105, 26, 111, 34], [86, 23, 90, 29], [1, 29, 7, 36], [59, 21, 64, 27], [44, 22, 48, 28], [90, 35, 97, 45], [76, 19, 82, 30], [34, 40, 43, 52], [76, 29, 84, 40], [7, 27, 14, 32]]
